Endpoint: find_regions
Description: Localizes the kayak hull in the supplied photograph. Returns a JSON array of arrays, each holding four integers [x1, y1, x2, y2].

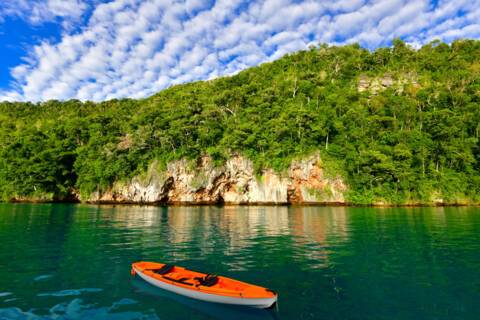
[[133, 265, 277, 309]]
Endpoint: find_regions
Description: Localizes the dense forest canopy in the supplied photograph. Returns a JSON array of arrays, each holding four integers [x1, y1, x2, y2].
[[0, 39, 479, 204]]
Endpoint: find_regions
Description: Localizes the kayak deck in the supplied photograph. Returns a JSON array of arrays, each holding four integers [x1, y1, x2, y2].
[[131, 261, 277, 301]]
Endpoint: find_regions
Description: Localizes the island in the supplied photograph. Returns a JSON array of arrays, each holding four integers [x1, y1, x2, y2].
[[1, 39, 479, 206]]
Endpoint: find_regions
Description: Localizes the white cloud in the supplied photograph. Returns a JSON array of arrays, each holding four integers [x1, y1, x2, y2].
[[0, 0, 88, 28], [0, 0, 479, 102], [377, 1, 428, 36]]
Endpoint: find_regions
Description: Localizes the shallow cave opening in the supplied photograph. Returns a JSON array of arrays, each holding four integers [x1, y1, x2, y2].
[[216, 194, 225, 205], [287, 186, 300, 203], [158, 177, 174, 203]]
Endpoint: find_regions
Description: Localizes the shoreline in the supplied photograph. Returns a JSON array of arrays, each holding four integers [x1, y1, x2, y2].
[[4, 199, 480, 208]]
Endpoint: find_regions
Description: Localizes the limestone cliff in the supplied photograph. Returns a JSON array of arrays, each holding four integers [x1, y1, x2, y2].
[[87, 154, 347, 204], [357, 72, 419, 94]]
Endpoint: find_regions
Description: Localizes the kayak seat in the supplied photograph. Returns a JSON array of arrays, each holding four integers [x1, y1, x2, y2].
[[153, 264, 174, 275], [195, 274, 219, 287], [163, 275, 193, 286]]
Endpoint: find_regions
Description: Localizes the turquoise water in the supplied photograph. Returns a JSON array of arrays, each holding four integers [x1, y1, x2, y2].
[[0, 204, 479, 319]]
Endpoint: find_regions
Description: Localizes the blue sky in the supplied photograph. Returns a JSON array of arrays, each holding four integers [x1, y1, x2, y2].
[[0, 0, 479, 102]]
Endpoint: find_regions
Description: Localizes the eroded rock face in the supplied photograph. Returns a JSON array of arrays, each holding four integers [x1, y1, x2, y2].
[[87, 154, 347, 204], [358, 73, 419, 94]]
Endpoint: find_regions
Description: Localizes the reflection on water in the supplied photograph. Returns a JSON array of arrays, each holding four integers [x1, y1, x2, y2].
[[82, 205, 352, 271], [1, 204, 480, 319]]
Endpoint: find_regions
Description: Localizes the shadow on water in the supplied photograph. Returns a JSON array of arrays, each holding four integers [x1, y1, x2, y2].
[[131, 277, 279, 320]]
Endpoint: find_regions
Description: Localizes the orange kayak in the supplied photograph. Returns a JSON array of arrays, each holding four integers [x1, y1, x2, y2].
[[131, 261, 277, 309]]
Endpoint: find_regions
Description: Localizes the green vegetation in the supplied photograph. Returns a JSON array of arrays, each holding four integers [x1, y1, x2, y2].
[[1, 39, 479, 204]]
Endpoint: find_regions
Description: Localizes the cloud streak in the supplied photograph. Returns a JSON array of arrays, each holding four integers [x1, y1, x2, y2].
[[1, 0, 479, 102], [0, 0, 88, 27]]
